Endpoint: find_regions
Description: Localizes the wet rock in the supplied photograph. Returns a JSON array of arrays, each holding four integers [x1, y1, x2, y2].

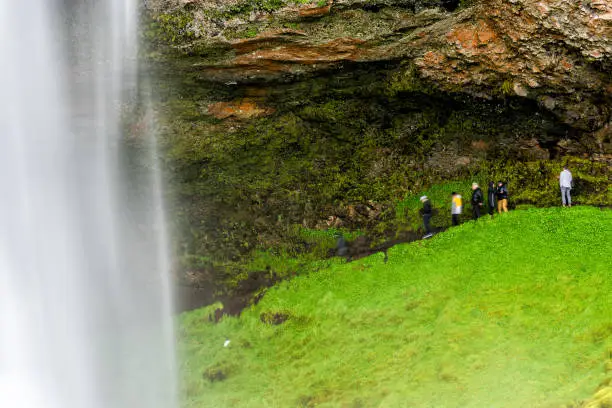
[[202, 34, 372, 82], [207, 98, 275, 119], [456, 156, 471, 166], [541, 96, 557, 110], [299, 3, 332, 18], [517, 138, 550, 160], [513, 82, 528, 97]]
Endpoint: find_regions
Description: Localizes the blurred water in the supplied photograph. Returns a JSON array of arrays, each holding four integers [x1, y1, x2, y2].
[[0, 1, 176, 407]]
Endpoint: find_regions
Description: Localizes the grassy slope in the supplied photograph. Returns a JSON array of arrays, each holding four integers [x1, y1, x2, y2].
[[179, 207, 612, 408]]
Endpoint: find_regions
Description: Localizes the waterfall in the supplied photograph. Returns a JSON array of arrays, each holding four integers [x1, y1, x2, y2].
[[0, 1, 176, 407]]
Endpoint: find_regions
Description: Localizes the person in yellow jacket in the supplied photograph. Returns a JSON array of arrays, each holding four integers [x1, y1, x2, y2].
[[451, 192, 463, 226]]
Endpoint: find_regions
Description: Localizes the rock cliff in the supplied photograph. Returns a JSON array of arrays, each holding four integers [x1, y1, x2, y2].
[[147, 0, 611, 131]]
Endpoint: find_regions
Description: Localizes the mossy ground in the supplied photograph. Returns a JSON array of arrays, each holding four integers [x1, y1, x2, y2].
[[179, 207, 612, 407]]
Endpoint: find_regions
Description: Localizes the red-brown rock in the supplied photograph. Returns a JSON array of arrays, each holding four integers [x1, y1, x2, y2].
[[207, 99, 275, 119]]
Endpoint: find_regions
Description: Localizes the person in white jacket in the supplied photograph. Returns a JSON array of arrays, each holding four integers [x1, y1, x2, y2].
[[559, 166, 573, 207]]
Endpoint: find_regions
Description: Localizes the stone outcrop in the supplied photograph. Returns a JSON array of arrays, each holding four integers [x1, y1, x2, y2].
[[148, 0, 611, 132], [207, 98, 274, 119], [413, 0, 612, 130], [203, 31, 374, 82]]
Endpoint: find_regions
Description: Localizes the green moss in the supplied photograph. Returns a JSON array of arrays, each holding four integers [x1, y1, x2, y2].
[[217, 0, 313, 18], [149, 10, 195, 46], [386, 64, 433, 96], [500, 80, 513, 96], [227, 25, 260, 40], [459, 0, 479, 8]]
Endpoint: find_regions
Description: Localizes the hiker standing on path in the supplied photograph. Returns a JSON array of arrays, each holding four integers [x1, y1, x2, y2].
[[487, 181, 497, 217], [419, 196, 433, 238], [451, 192, 463, 226], [559, 166, 573, 207], [335, 233, 349, 258], [471, 183, 484, 220], [496, 181, 509, 213]]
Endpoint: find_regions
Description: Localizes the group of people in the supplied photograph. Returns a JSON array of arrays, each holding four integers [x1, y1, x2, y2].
[[419, 166, 573, 238]]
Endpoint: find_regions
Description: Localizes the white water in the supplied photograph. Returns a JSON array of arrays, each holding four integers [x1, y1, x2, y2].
[[0, 2, 176, 408]]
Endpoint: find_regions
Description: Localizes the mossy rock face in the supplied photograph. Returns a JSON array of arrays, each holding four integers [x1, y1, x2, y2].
[[139, 0, 612, 287], [149, 57, 610, 277]]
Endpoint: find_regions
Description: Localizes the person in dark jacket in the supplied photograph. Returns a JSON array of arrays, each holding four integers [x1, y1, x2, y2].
[[471, 182, 484, 220], [496, 181, 509, 213], [419, 195, 433, 238], [487, 181, 497, 216]]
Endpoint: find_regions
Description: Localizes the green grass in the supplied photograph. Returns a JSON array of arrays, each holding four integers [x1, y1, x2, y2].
[[218, 226, 363, 287], [293, 226, 363, 255], [179, 207, 612, 407]]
